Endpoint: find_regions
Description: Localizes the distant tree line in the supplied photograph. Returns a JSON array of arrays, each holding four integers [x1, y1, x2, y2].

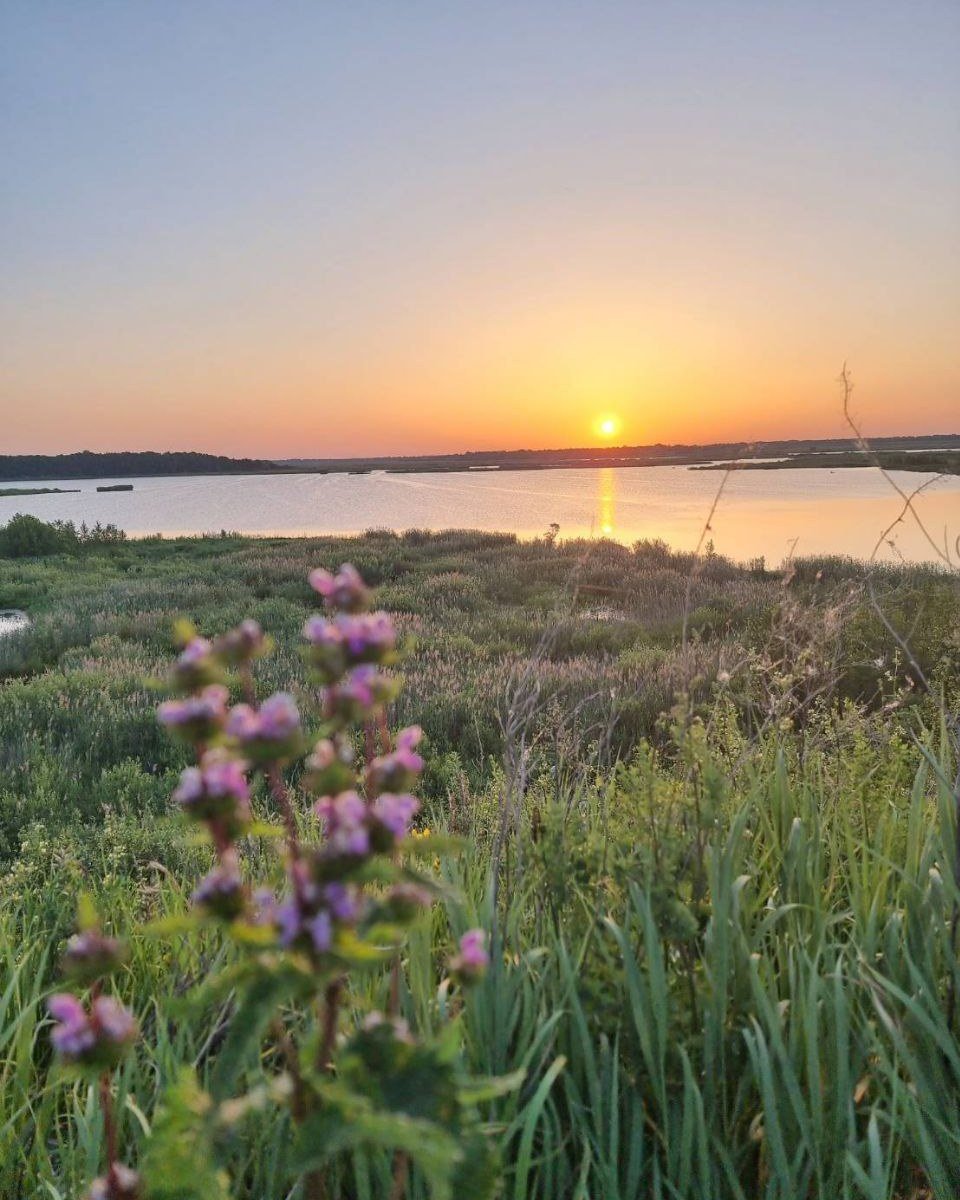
[[0, 450, 279, 482]]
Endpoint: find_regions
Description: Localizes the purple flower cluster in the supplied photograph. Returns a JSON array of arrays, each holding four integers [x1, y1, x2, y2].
[[366, 726, 424, 796], [227, 692, 302, 761], [173, 749, 251, 835], [62, 929, 126, 983], [157, 684, 229, 742], [450, 929, 490, 984], [213, 618, 266, 665], [304, 612, 397, 681], [309, 563, 371, 612], [370, 792, 420, 843], [192, 863, 246, 920], [172, 636, 221, 691], [312, 786, 419, 857], [272, 862, 364, 956], [315, 790, 371, 857], [48, 993, 138, 1068], [324, 665, 396, 726]]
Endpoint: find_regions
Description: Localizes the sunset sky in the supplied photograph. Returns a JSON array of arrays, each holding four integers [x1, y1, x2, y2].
[[2, 2, 958, 458]]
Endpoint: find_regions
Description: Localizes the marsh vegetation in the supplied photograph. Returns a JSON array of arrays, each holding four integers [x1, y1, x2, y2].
[[0, 527, 958, 1197]]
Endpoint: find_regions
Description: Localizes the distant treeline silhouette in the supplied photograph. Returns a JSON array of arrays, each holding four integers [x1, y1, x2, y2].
[[0, 450, 279, 482]]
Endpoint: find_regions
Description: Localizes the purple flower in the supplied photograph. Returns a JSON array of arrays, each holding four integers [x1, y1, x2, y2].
[[226, 693, 302, 762], [370, 792, 420, 843], [315, 790, 371, 858], [172, 637, 221, 691], [276, 899, 302, 947], [305, 613, 395, 681], [335, 612, 396, 661], [94, 996, 138, 1045], [173, 750, 251, 834], [213, 618, 267, 665], [366, 726, 424, 796], [303, 616, 348, 683], [250, 887, 280, 927], [62, 929, 125, 983], [324, 881, 361, 922], [325, 665, 394, 724], [309, 563, 371, 613], [192, 864, 246, 920], [48, 993, 96, 1059], [259, 692, 301, 739], [450, 929, 490, 983], [48, 993, 137, 1067], [157, 685, 229, 742], [275, 881, 339, 957], [307, 910, 333, 953]]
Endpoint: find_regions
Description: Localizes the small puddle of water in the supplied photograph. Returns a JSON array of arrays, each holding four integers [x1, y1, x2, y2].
[[0, 610, 30, 638]]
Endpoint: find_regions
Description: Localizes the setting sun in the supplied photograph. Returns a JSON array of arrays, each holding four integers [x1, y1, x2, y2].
[[596, 415, 620, 440]]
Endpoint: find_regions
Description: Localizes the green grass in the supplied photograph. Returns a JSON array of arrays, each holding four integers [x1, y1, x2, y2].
[[1, 530, 958, 1198]]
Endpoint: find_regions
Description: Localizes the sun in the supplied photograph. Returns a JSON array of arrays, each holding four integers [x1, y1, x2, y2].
[[595, 414, 620, 440]]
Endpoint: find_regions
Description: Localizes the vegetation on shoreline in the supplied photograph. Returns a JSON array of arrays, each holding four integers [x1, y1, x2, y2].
[[0, 526, 958, 1197], [0, 450, 277, 482], [0, 486, 80, 497], [3, 435, 957, 484], [696, 449, 960, 474]]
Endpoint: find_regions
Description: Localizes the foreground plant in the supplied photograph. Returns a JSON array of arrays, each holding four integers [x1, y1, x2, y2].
[[50, 564, 506, 1200]]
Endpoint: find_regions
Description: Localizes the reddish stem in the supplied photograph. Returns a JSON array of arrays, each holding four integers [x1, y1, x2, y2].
[[268, 765, 301, 862], [99, 1071, 119, 1174]]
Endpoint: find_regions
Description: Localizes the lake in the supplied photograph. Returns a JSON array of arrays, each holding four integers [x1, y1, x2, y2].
[[1, 466, 957, 566]]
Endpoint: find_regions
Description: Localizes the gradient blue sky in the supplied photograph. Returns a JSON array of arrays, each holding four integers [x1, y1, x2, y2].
[[2, 1, 958, 456]]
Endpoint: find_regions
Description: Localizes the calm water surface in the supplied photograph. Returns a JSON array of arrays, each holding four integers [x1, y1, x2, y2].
[[1, 467, 958, 566]]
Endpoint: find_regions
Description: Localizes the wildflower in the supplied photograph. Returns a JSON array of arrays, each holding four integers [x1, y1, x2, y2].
[[276, 890, 333, 955], [449, 929, 489, 984], [335, 612, 396, 662], [157, 685, 229, 743], [309, 563, 371, 612], [250, 886, 280, 926], [259, 692, 301, 739], [174, 750, 251, 835], [324, 881, 362, 922], [213, 618, 267, 665], [325, 665, 396, 724], [315, 790, 371, 858], [370, 792, 420, 846], [192, 864, 246, 920], [172, 637, 221, 691], [366, 726, 423, 796], [227, 692, 302, 763], [62, 929, 126, 983], [48, 994, 137, 1068], [85, 1164, 141, 1200], [303, 616, 348, 682]]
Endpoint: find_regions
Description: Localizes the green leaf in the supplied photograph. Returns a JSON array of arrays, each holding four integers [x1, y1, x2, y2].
[[141, 1069, 231, 1200], [456, 1069, 526, 1106], [210, 968, 308, 1099], [290, 1084, 462, 1197]]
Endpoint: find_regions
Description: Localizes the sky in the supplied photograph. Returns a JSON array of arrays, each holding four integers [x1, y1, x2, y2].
[[1, 2, 958, 458]]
